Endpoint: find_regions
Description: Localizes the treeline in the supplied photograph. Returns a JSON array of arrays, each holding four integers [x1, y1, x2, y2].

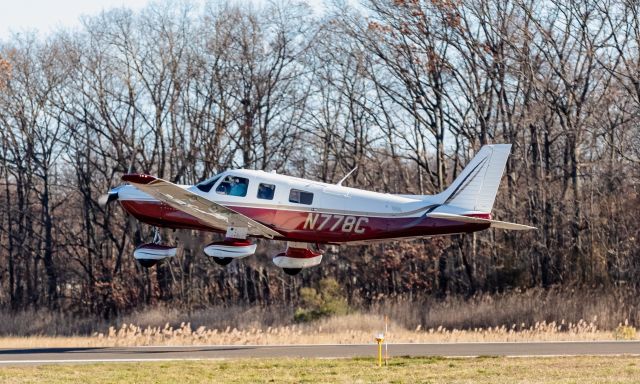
[[0, 0, 638, 318]]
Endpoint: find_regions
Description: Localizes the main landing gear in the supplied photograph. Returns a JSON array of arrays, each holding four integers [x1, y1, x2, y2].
[[203, 228, 257, 266], [212, 257, 233, 266], [130, 228, 325, 276], [204, 238, 257, 266], [273, 242, 323, 276]]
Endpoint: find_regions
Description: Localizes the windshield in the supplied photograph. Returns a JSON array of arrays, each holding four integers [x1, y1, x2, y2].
[[195, 174, 222, 193]]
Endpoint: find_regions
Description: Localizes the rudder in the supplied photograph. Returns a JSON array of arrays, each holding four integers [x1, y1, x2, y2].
[[436, 144, 511, 213]]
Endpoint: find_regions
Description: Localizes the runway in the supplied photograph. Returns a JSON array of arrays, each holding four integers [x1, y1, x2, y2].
[[0, 341, 638, 365]]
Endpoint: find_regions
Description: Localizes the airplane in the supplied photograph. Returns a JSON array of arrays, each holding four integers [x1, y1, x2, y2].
[[100, 144, 535, 275]]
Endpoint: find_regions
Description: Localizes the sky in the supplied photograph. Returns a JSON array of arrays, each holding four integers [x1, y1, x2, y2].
[[0, 0, 327, 39], [0, 0, 179, 39]]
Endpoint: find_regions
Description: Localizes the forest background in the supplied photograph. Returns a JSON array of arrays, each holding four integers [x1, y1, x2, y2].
[[0, 0, 638, 332]]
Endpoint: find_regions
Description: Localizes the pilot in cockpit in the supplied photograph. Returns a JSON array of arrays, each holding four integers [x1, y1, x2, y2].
[[229, 177, 248, 196]]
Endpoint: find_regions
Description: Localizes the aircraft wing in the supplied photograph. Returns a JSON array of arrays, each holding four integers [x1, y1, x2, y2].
[[121, 174, 281, 239], [426, 212, 536, 230]]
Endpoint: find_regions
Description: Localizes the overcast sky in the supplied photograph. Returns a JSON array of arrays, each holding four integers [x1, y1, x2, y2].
[[0, 0, 192, 39], [0, 0, 327, 40]]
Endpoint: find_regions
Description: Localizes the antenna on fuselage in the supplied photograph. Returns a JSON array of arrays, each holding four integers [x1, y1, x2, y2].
[[336, 166, 358, 186]]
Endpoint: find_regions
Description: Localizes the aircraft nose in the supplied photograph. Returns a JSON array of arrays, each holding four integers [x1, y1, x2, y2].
[[98, 187, 120, 207]]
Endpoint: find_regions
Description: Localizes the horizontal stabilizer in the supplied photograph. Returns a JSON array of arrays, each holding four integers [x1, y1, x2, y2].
[[426, 212, 536, 231], [488, 220, 537, 230]]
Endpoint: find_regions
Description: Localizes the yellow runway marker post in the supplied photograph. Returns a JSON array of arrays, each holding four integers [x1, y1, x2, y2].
[[375, 333, 384, 367]]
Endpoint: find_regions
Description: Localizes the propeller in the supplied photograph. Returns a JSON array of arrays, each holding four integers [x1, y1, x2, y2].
[[99, 148, 137, 208], [99, 148, 145, 247], [98, 188, 120, 207]]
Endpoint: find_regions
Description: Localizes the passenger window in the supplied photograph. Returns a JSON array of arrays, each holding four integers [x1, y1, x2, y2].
[[289, 189, 313, 205], [216, 176, 249, 197], [257, 183, 275, 200]]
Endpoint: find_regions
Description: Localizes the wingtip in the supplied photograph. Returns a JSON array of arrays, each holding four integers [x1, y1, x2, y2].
[[122, 173, 156, 184]]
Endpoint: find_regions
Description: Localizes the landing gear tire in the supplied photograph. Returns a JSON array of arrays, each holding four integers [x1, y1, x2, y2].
[[212, 257, 233, 266], [283, 268, 302, 276], [138, 259, 159, 268]]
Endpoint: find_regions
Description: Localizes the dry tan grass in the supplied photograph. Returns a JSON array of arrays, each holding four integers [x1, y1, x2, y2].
[[0, 313, 633, 348], [0, 289, 637, 348], [1, 288, 637, 336]]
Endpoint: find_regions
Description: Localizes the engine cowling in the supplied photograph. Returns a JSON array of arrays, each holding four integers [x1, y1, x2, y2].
[[134, 243, 177, 268], [273, 246, 323, 275], [204, 238, 257, 266]]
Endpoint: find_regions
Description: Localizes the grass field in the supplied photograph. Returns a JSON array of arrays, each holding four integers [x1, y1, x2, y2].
[[0, 356, 638, 383]]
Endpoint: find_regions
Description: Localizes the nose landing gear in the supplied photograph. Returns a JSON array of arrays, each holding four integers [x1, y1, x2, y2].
[[134, 228, 176, 269]]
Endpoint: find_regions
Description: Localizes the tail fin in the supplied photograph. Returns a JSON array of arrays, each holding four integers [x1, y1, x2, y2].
[[437, 144, 511, 212]]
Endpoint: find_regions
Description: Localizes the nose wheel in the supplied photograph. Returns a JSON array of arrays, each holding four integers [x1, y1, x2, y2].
[[134, 227, 176, 269], [212, 257, 233, 266]]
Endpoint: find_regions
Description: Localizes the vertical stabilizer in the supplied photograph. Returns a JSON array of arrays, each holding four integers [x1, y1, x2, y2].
[[437, 144, 511, 212]]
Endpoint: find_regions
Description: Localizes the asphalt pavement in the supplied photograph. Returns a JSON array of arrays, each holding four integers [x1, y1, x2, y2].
[[0, 341, 638, 365]]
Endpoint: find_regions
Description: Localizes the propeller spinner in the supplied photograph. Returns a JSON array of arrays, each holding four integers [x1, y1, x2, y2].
[[98, 188, 120, 207]]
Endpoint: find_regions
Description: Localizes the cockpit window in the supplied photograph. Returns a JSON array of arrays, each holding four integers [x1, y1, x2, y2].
[[195, 175, 221, 193], [216, 175, 249, 197]]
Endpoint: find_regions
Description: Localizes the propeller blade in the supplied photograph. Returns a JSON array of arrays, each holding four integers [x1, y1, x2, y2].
[[98, 190, 119, 207]]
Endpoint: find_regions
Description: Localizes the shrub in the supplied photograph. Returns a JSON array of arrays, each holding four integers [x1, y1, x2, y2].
[[613, 322, 637, 340], [294, 278, 349, 322]]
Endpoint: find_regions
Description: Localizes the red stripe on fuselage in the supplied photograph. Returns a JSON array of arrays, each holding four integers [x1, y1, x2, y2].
[[118, 200, 490, 243]]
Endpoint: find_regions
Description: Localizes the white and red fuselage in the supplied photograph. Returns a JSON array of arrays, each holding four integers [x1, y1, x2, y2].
[[117, 169, 491, 245], [107, 145, 533, 273]]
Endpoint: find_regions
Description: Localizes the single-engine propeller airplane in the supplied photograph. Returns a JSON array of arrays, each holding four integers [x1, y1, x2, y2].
[[100, 144, 534, 275]]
